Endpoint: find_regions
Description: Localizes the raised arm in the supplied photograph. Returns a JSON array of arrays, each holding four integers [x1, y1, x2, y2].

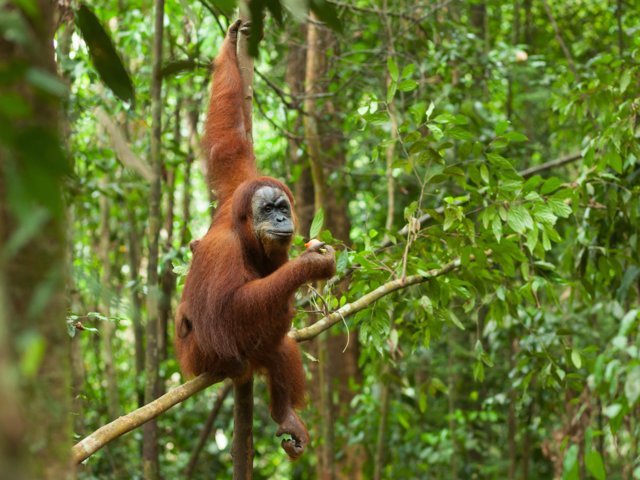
[[202, 20, 257, 203], [232, 246, 336, 322]]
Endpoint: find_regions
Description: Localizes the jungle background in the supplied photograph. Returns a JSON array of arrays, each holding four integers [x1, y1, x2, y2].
[[1, 0, 639, 478]]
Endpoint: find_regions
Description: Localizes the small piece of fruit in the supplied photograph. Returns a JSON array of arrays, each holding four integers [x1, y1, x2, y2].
[[305, 238, 327, 253], [305, 239, 323, 249]]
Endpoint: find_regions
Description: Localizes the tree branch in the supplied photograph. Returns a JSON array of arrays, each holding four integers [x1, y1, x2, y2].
[[72, 373, 222, 464], [291, 257, 461, 342], [72, 255, 464, 463], [386, 151, 582, 248], [519, 152, 581, 179]]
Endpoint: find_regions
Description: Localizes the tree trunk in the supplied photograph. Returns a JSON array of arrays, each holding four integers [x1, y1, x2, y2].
[[232, 379, 254, 480], [143, 0, 165, 477], [99, 181, 120, 420], [127, 206, 146, 408], [0, 1, 72, 477], [158, 158, 176, 385], [373, 372, 391, 480], [304, 17, 336, 480], [304, 15, 362, 479], [232, 6, 255, 478], [507, 333, 517, 479]]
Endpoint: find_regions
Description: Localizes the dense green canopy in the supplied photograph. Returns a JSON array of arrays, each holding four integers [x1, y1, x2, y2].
[[1, 0, 639, 478]]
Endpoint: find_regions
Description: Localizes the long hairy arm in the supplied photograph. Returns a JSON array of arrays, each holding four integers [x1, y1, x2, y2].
[[202, 20, 257, 203]]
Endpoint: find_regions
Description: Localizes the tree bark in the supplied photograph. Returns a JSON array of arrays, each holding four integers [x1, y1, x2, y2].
[[127, 206, 146, 408], [304, 16, 336, 480], [99, 180, 120, 421], [0, 1, 72, 477], [507, 333, 517, 479], [373, 371, 391, 480], [232, 379, 254, 480], [143, 0, 165, 477], [232, 7, 255, 478]]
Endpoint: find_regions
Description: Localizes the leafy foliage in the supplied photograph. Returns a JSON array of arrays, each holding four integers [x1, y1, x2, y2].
[[4, 0, 635, 478]]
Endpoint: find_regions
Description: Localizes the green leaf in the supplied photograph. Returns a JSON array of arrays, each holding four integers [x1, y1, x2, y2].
[[625, 366, 640, 406], [309, 208, 324, 239], [486, 153, 514, 171], [448, 126, 474, 141], [620, 69, 631, 93], [604, 404, 622, 418], [387, 56, 399, 82], [398, 79, 418, 92], [562, 445, 579, 480], [606, 150, 623, 173], [427, 123, 443, 141], [443, 208, 457, 231], [504, 131, 528, 142], [75, 4, 135, 103], [507, 205, 533, 234], [585, 450, 606, 480], [541, 177, 563, 195], [525, 226, 538, 252], [401, 63, 415, 78], [571, 349, 582, 369], [309, 0, 342, 32], [548, 198, 572, 218], [426, 101, 435, 119], [492, 216, 502, 242], [209, 0, 236, 16], [449, 311, 465, 330], [495, 120, 509, 135], [433, 113, 456, 124], [533, 204, 557, 225], [480, 164, 490, 183], [386, 80, 397, 104]]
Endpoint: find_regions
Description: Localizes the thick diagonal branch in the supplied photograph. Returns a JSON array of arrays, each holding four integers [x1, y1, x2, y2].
[[72, 257, 463, 463]]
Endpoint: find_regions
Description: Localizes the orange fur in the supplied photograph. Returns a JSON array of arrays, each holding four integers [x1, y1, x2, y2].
[[174, 21, 335, 459]]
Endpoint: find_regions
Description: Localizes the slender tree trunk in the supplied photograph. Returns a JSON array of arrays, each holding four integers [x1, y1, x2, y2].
[[448, 332, 458, 480], [507, 333, 517, 479], [382, 0, 398, 237], [232, 7, 255, 479], [373, 371, 391, 480], [0, 2, 72, 477], [99, 182, 120, 420], [143, 0, 165, 477], [523, 0, 533, 46], [158, 159, 176, 382], [287, 25, 314, 236], [232, 379, 254, 480], [127, 207, 146, 408], [304, 16, 336, 480], [522, 404, 532, 480], [616, 0, 624, 57]]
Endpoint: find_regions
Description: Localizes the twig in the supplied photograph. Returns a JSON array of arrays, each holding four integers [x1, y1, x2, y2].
[[253, 92, 302, 141], [519, 152, 581, 179], [291, 257, 462, 342], [327, 0, 454, 23], [541, 0, 579, 79], [390, 151, 582, 245]]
